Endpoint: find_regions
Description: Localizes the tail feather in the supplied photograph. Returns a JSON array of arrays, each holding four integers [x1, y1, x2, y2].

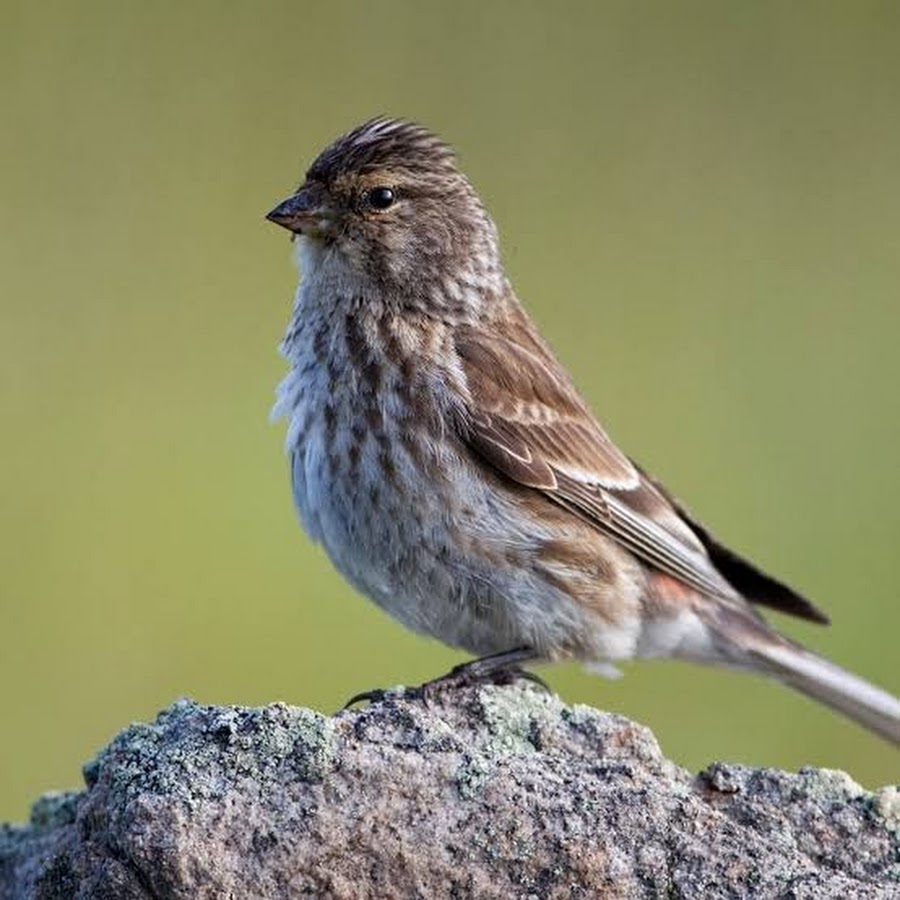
[[749, 641, 900, 745]]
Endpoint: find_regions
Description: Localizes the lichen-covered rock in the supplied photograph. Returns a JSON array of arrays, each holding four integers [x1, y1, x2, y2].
[[1, 684, 898, 899]]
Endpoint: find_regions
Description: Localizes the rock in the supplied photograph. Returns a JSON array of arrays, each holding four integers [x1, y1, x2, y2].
[[1, 683, 898, 899]]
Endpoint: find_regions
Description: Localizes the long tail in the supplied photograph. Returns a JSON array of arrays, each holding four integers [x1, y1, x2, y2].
[[747, 640, 900, 745]]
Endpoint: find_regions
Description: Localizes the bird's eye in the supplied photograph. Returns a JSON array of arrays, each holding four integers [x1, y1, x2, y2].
[[367, 187, 395, 210]]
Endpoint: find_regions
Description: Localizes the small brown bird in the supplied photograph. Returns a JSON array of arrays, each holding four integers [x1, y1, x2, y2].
[[267, 117, 900, 744]]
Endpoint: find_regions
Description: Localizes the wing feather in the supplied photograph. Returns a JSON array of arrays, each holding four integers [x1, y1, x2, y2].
[[455, 325, 638, 490], [455, 320, 821, 619]]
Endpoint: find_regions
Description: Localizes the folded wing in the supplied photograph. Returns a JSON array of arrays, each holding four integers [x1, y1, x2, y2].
[[454, 321, 828, 623]]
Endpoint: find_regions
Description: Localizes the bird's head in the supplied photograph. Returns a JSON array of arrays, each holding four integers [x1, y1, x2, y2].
[[266, 118, 505, 317]]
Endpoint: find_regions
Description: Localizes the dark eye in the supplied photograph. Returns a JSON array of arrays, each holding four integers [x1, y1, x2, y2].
[[367, 187, 395, 210]]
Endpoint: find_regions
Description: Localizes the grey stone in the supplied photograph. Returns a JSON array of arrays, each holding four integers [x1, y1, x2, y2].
[[1, 684, 898, 898]]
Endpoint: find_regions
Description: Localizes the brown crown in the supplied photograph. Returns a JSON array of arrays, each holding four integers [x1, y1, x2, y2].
[[306, 117, 458, 182]]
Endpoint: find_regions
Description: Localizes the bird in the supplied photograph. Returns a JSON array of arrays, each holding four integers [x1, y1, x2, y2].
[[266, 117, 900, 744]]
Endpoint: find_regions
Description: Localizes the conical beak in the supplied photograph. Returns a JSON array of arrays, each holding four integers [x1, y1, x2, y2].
[[265, 183, 327, 234]]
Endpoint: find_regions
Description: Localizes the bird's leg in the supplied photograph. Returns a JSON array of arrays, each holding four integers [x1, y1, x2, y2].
[[418, 647, 551, 703], [340, 648, 549, 711], [440, 646, 541, 681]]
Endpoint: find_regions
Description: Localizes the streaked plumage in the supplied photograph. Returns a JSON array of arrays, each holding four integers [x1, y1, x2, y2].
[[267, 117, 900, 744]]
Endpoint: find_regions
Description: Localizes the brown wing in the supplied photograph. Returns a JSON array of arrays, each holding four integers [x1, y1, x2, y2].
[[455, 321, 827, 621], [455, 322, 637, 492]]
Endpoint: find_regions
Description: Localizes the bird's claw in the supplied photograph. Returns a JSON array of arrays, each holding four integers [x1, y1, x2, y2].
[[339, 648, 549, 711], [340, 687, 391, 710]]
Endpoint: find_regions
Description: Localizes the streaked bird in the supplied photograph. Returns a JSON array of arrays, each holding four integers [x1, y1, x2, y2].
[[267, 117, 900, 744]]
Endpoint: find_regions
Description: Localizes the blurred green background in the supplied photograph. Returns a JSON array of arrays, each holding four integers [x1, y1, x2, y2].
[[2, 1, 898, 820]]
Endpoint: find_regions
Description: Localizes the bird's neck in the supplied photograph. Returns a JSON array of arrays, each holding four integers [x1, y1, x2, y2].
[[291, 232, 510, 325]]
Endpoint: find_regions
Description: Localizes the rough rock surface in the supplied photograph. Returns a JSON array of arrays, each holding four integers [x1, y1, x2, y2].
[[1, 683, 898, 899]]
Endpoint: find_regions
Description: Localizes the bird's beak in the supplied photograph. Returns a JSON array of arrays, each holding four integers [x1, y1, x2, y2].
[[265, 182, 330, 235]]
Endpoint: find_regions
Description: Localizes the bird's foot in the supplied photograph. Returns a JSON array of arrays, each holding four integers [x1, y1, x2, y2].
[[341, 687, 394, 710], [416, 664, 551, 706], [339, 647, 549, 710]]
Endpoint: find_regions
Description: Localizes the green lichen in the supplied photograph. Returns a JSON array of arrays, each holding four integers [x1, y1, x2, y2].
[[871, 786, 900, 838], [287, 706, 336, 783], [477, 683, 562, 755], [796, 766, 866, 803], [562, 703, 600, 730], [456, 753, 493, 800], [452, 684, 564, 796], [81, 699, 338, 816]]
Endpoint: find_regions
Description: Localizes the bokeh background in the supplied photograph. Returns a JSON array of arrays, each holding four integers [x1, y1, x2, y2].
[[2, 1, 898, 820]]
